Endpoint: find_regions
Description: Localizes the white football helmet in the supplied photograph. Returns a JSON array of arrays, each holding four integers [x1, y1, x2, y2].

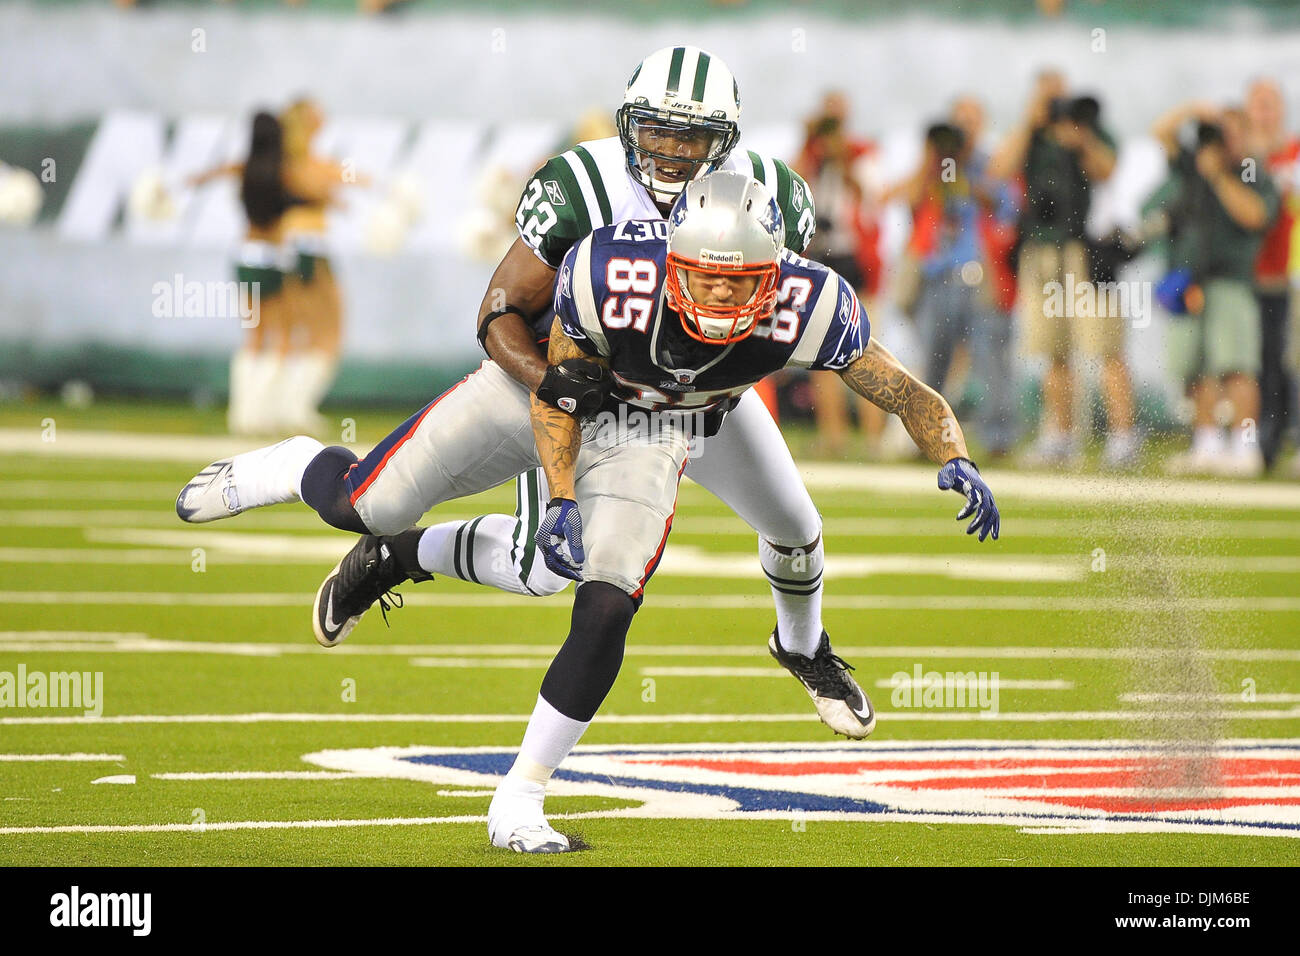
[[616, 46, 742, 206], [665, 170, 784, 344]]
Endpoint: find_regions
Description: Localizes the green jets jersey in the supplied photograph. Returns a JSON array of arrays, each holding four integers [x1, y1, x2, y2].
[[515, 135, 816, 270]]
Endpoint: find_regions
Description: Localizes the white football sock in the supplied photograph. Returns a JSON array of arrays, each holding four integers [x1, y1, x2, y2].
[[417, 515, 553, 596], [759, 535, 825, 657], [501, 695, 590, 788], [278, 350, 337, 431], [247, 351, 284, 435], [226, 350, 257, 435], [229, 435, 324, 510], [1193, 426, 1226, 457], [1231, 423, 1257, 458]]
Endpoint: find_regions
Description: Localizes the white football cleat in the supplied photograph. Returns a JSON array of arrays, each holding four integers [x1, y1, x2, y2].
[[488, 781, 571, 854], [175, 458, 241, 523], [176, 436, 320, 524], [769, 629, 876, 739]]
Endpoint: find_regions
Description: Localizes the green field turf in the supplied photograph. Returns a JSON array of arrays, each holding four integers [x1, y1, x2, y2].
[[1, 400, 1299, 866]]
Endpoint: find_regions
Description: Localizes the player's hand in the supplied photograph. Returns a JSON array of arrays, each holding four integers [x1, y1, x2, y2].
[[536, 358, 612, 416], [938, 458, 1000, 542], [536, 497, 585, 580]]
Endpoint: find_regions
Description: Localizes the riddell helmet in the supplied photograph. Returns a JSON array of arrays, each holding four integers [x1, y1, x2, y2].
[[665, 171, 784, 344], [616, 46, 742, 206]]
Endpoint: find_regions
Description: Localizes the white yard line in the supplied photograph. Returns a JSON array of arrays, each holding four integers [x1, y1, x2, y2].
[[5, 539, 1300, 577], [152, 771, 363, 780], [5, 590, 1300, 613], [2, 633, 1298, 662], [0, 481, 183, 500], [410, 657, 553, 669], [0, 753, 125, 761], [7, 508, 1300, 540], [878, 677, 1073, 690], [7, 428, 1300, 508], [1119, 692, 1300, 704], [0, 815, 488, 836], [3, 708, 1299, 727], [0, 631, 148, 642]]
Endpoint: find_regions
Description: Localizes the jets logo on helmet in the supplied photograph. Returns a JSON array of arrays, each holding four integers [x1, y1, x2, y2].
[[616, 46, 742, 206], [664, 170, 783, 345]]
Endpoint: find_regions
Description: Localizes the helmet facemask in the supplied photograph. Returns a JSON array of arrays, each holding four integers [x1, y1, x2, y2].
[[664, 251, 779, 345], [617, 105, 739, 206]]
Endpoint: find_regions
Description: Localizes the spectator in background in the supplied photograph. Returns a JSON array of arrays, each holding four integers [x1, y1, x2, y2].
[[1151, 101, 1279, 477], [887, 113, 1019, 457], [952, 95, 1021, 456], [991, 71, 1137, 469], [1244, 78, 1300, 472], [794, 91, 887, 458]]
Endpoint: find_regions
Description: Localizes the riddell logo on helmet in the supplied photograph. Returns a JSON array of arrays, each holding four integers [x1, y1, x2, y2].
[[699, 249, 744, 265]]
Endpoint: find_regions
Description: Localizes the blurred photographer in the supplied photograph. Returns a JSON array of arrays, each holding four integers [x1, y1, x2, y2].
[[1151, 101, 1279, 476], [1244, 78, 1300, 473], [795, 91, 886, 457], [991, 71, 1136, 468], [889, 114, 1020, 457]]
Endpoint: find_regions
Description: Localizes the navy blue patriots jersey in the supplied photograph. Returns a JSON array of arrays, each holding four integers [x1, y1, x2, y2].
[[553, 220, 868, 415]]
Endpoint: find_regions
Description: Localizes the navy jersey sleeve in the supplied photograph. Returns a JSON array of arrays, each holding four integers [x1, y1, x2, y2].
[[787, 270, 870, 371], [552, 236, 609, 358]]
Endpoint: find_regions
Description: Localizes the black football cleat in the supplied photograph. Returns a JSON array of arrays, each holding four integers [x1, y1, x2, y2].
[[312, 534, 431, 648], [769, 629, 876, 738]]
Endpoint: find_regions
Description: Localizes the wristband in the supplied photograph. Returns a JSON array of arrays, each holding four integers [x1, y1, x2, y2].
[[477, 305, 530, 353]]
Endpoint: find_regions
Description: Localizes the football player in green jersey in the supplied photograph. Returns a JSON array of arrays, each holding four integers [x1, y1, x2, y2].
[[302, 46, 859, 850]]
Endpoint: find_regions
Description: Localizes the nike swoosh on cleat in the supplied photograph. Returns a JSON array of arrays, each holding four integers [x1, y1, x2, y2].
[[322, 583, 343, 637]]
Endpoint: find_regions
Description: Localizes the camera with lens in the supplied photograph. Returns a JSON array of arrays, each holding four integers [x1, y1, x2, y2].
[[1047, 95, 1100, 128], [1195, 121, 1224, 149]]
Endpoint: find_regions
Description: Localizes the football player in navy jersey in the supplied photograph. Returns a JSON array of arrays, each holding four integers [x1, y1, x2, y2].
[[175, 170, 999, 853]]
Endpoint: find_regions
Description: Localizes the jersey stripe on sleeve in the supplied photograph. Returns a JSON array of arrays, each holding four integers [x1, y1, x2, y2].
[[790, 269, 843, 367], [571, 236, 610, 355], [573, 145, 613, 226]]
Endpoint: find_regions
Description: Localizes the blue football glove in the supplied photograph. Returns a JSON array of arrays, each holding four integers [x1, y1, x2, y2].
[[937, 458, 1000, 542], [535, 497, 585, 581]]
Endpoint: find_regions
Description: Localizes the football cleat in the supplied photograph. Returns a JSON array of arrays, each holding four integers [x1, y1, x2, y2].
[[176, 436, 317, 523], [175, 459, 240, 523], [488, 783, 572, 854], [312, 534, 430, 648], [769, 629, 876, 739]]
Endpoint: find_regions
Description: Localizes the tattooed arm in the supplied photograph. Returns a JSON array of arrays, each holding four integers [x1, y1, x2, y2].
[[838, 338, 969, 464], [530, 318, 606, 500]]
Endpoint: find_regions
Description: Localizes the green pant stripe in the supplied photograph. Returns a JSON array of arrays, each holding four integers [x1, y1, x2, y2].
[[463, 516, 486, 585], [510, 477, 525, 574], [452, 523, 466, 581], [665, 46, 686, 95], [691, 51, 711, 102], [517, 470, 541, 584]]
